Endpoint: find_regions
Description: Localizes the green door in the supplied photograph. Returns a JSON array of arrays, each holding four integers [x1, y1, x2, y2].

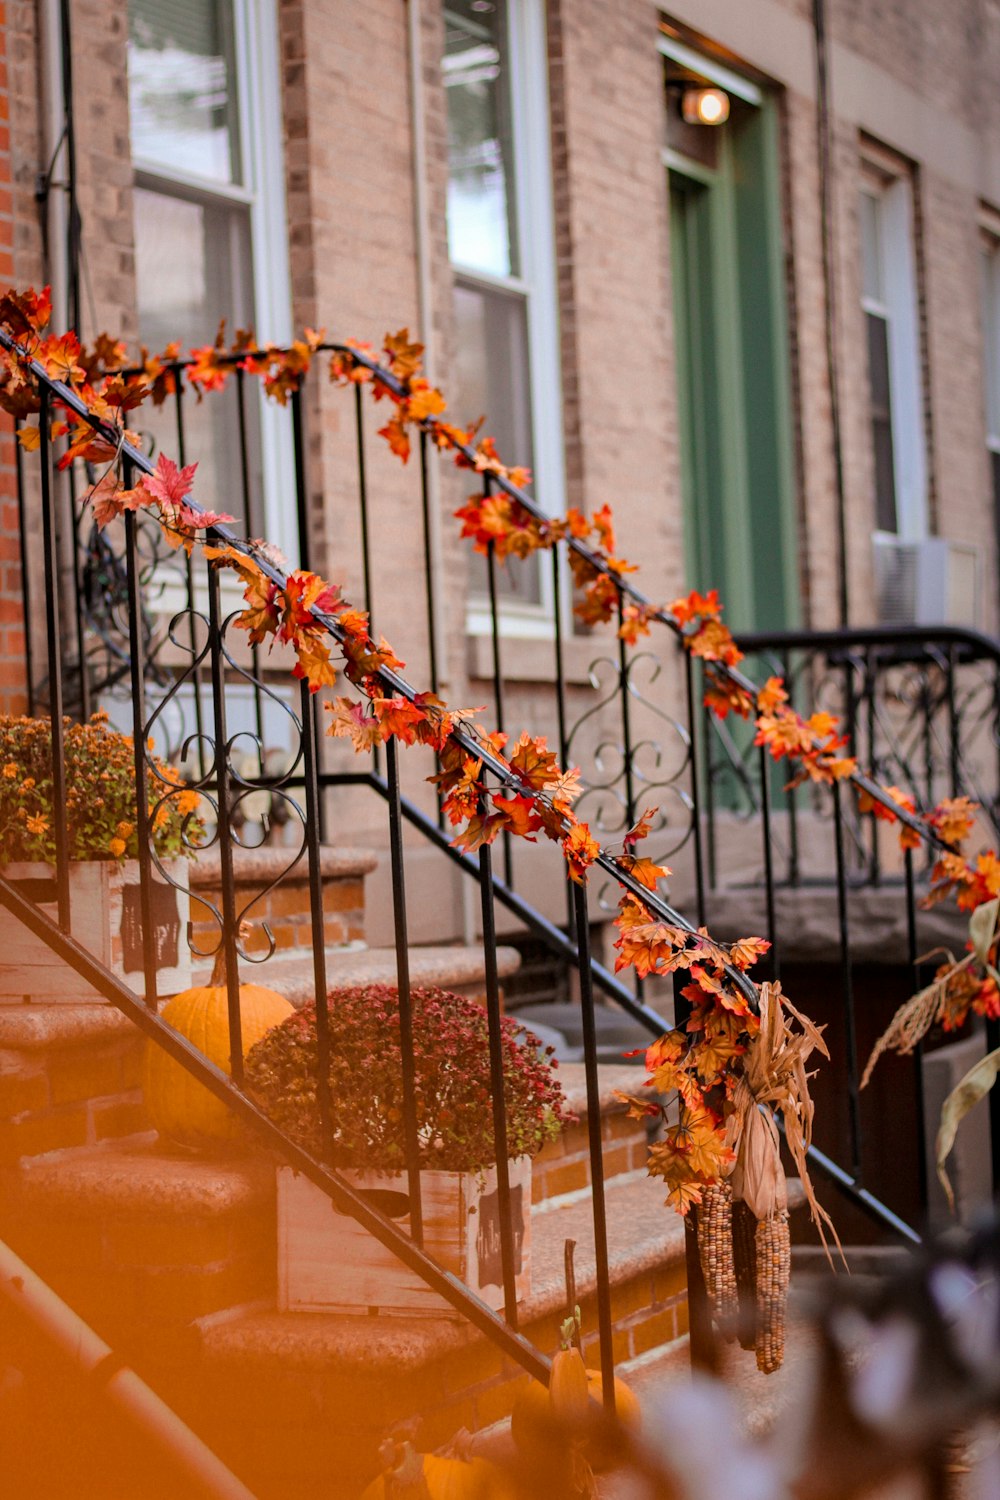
[[669, 98, 799, 634]]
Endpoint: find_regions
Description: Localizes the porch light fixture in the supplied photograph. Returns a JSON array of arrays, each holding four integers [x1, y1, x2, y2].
[[681, 87, 730, 126]]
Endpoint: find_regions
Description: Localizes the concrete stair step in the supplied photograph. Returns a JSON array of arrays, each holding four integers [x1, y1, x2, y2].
[[162, 1172, 690, 1498], [224, 942, 521, 1006], [0, 1003, 147, 1163]]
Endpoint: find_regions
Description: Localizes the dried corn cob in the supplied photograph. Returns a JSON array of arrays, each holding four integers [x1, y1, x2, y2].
[[755, 1209, 790, 1374], [696, 1181, 739, 1332], [731, 1198, 758, 1351]]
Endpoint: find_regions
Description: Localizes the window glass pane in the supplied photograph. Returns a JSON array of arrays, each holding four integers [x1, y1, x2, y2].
[[860, 190, 882, 304], [453, 279, 540, 603], [134, 187, 262, 532], [982, 246, 1000, 441], [128, 0, 242, 185], [444, 1, 517, 277], [867, 310, 898, 533]]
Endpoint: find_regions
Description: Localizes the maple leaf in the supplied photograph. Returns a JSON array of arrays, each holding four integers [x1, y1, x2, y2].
[[560, 820, 599, 884], [292, 640, 336, 693], [704, 669, 755, 720], [101, 376, 150, 412], [282, 571, 342, 636], [0, 285, 52, 338], [663, 1180, 704, 1214], [729, 935, 771, 972], [326, 698, 381, 753], [508, 732, 561, 791], [141, 453, 198, 511], [16, 425, 41, 451], [623, 807, 659, 849], [378, 409, 411, 463], [405, 378, 446, 422], [929, 796, 977, 847], [492, 792, 543, 841], [620, 853, 668, 891], [757, 676, 788, 714], [670, 588, 721, 628], [87, 470, 147, 529], [372, 695, 428, 745], [383, 329, 424, 382], [453, 812, 502, 855]]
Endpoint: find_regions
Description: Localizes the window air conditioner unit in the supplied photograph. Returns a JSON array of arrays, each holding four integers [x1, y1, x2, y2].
[[872, 534, 980, 628]]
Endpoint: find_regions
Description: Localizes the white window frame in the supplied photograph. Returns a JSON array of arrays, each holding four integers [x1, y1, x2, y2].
[[450, 0, 566, 641], [980, 220, 1000, 461], [860, 158, 927, 544], [129, 0, 295, 556]]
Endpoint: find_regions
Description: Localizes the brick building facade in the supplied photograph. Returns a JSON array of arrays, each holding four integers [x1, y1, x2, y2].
[[2, 0, 1000, 884]]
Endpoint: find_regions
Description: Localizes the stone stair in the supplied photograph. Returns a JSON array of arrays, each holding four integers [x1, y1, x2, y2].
[[0, 842, 698, 1495]]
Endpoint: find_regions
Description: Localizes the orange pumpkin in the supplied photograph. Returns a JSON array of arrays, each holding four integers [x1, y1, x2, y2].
[[361, 1445, 506, 1499], [510, 1365, 641, 1467], [145, 950, 293, 1148]]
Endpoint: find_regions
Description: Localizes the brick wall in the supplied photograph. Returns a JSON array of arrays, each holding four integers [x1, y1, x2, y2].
[[0, 4, 23, 714]]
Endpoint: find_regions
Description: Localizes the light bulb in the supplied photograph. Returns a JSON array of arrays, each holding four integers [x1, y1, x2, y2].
[[681, 88, 730, 126]]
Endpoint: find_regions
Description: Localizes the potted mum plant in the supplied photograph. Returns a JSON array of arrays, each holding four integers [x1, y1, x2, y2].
[[245, 982, 570, 1317], [0, 711, 203, 1000]]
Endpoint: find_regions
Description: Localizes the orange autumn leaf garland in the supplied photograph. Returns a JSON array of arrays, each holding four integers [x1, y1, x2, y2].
[[2, 286, 993, 1215]]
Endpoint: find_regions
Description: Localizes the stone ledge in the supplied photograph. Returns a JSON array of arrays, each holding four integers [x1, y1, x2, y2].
[[0, 1003, 137, 1052], [223, 945, 521, 1006], [190, 845, 378, 887], [548, 1062, 648, 1119], [199, 1170, 689, 1378], [15, 1137, 276, 1218]]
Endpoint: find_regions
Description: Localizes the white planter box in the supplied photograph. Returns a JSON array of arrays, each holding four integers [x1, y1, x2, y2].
[[0, 858, 192, 1001], [277, 1157, 532, 1318]]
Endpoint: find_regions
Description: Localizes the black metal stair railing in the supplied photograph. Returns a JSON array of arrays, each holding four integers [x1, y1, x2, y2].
[[27, 329, 996, 1233], [3, 326, 766, 1399], [9, 320, 989, 1398]]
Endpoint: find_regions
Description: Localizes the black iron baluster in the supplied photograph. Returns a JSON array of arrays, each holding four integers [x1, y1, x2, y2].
[[573, 878, 616, 1411], [418, 428, 445, 830], [866, 648, 880, 887], [66, 462, 91, 721], [478, 797, 519, 1326], [703, 704, 718, 893], [299, 678, 332, 1148], [684, 652, 707, 930], [833, 779, 863, 1181], [206, 558, 244, 1084], [783, 650, 799, 887], [616, 592, 637, 834], [986, 1013, 1000, 1196], [385, 735, 424, 1246], [904, 848, 928, 1217], [758, 745, 779, 983], [921, 666, 935, 817], [418, 429, 438, 693], [38, 390, 70, 930], [235, 368, 266, 759], [484, 478, 511, 885], [289, 381, 327, 841], [124, 490, 158, 1010], [551, 547, 576, 939], [946, 642, 959, 798], [174, 377, 206, 754], [13, 417, 35, 716], [355, 382, 374, 624]]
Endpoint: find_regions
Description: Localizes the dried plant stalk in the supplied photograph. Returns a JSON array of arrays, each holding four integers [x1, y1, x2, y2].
[[696, 1181, 739, 1331], [732, 1198, 758, 1351], [755, 1210, 790, 1374]]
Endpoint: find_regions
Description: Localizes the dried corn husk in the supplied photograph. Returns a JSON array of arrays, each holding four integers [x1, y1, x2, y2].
[[727, 982, 842, 1263], [696, 1181, 739, 1333], [755, 1210, 791, 1374], [731, 1198, 758, 1351]]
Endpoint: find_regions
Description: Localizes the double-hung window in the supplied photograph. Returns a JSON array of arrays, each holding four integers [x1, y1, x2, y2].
[[859, 159, 927, 541], [444, 0, 564, 630], [127, 0, 293, 551], [980, 223, 1000, 534]]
